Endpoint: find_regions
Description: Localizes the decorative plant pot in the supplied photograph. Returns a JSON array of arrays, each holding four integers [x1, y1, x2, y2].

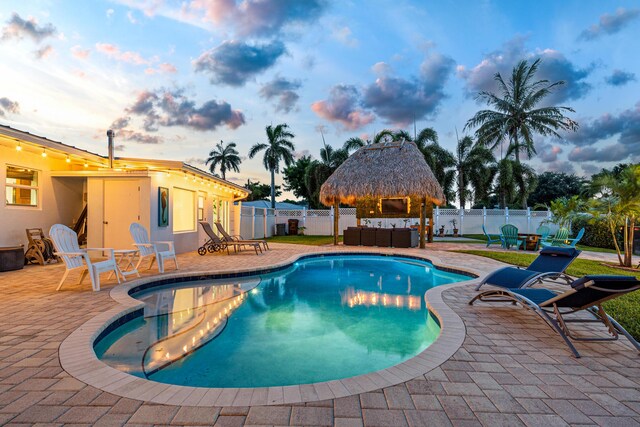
[[453, 228, 459, 237]]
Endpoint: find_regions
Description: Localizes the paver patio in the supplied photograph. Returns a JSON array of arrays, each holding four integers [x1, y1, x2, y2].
[[0, 243, 639, 426]]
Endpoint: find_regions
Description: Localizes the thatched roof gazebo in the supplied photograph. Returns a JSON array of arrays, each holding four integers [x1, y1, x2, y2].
[[320, 141, 445, 248]]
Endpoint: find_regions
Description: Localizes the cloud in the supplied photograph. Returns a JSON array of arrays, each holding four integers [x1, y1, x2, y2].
[[124, 87, 245, 132], [106, 8, 115, 18], [184, 157, 207, 166], [34, 44, 54, 59], [578, 8, 640, 41], [71, 45, 90, 60], [605, 69, 636, 86], [581, 163, 601, 175], [145, 62, 178, 74], [95, 42, 151, 65], [1, 13, 56, 43], [311, 84, 375, 131], [110, 116, 131, 130], [193, 40, 286, 86], [361, 53, 455, 125], [0, 97, 20, 116], [544, 161, 575, 175], [567, 145, 631, 162], [259, 76, 302, 113], [116, 129, 163, 144], [536, 142, 563, 163], [189, 0, 327, 37], [127, 10, 138, 24], [332, 25, 358, 47], [458, 37, 592, 104]]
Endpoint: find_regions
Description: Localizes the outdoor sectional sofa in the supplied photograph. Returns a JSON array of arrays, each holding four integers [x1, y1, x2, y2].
[[343, 227, 419, 248]]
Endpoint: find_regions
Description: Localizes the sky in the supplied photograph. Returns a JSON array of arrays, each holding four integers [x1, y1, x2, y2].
[[0, 0, 639, 200]]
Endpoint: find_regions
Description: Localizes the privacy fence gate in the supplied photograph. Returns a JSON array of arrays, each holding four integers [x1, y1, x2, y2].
[[238, 206, 554, 240]]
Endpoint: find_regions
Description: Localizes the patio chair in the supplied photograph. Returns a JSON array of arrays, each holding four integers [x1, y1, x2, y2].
[[469, 275, 640, 358], [214, 221, 269, 251], [500, 224, 524, 250], [24, 228, 58, 265], [49, 224, 122, 291], [535, 225, 551, 239], [475, 246, 581, 291], [129, 223, 178, 274], [200, 222, 261, 255], [540, 227, 570, 248], [482, 225, 503, 248], [563, 228, 585, 248]]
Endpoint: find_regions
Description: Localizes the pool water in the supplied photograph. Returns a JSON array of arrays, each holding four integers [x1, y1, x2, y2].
[[95, 255, 468, 388]]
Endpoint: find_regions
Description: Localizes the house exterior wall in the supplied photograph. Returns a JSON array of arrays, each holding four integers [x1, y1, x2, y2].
[[0, 144, 84, 248]]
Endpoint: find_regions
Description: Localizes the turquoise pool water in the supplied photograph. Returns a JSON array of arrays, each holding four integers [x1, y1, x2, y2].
[[95, 255, 469, 388]]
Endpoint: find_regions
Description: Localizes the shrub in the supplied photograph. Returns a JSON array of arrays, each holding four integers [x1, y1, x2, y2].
[[571, 216, 620, 249]]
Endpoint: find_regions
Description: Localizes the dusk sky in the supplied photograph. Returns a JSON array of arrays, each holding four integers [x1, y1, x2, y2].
[[1, 0, 639, 197]]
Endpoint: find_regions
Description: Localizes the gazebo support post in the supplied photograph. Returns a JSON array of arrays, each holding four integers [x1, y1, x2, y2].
[[333, 200, 340, 245], [428, 204, 434, 243], [419, 197, 426, 249]]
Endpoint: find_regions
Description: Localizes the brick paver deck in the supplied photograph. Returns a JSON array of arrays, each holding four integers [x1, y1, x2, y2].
[[1, 243, 639, 426]]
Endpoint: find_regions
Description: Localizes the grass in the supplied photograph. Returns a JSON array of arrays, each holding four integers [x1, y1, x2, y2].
[[462, 234, 623, 254], [455, 249, 640, 340], [266, 235, 343, 245]]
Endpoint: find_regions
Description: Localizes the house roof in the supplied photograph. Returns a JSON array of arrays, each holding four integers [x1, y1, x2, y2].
[[240, 200, 306, 210], [0, 124, 249, 198]]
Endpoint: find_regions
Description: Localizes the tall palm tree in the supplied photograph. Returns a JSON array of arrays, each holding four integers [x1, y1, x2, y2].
[[414, 127, 456, 203], [464, 58, 579, 164], [492, 158, 537, 208], [248, 124, 296, 208], [454, 135, 496, 208], [205, 140, 241, 180], [342, 129, 394, 152], [320, 145, 349, 168]]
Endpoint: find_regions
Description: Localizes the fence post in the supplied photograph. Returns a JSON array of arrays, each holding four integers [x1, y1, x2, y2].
[[330, 206, 334, 236], [527, 207, 531, 233], [302, 207, 307, 228], [459, 208, 464, 236], [263, 208, 267, 238], [483, 207, 487, 231], [435, 206, 440, 232], [505, 207, 509, 225], [251, 207, 255, 239]]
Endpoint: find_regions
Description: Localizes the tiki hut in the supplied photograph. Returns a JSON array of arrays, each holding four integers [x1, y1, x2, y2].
[[320, 141, 445, 247]]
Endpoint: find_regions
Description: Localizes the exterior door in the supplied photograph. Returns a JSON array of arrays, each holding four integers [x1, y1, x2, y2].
[[104, 180, 141, 249]]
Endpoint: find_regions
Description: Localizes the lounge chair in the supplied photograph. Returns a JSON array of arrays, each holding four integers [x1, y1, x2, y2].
[[563, 228, 585, 248], [500, 224, 524, 250], [475, 246, 581, 291], [469, 275, 640, 357], [482, 225, 503, 248], [49, 224, 122, 291], [200, 222, 261, 255], [540, 227, 570, 248], [129, 223, 178, 274], [214, 221, 269, 251]]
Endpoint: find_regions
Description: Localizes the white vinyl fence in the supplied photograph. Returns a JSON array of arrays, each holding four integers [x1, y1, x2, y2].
[[238, 206, 554, 240]]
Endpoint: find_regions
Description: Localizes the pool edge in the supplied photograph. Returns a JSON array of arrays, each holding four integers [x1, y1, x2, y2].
[[59, 250, 480, 406]]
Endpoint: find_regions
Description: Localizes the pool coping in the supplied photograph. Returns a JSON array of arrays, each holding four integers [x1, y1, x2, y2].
[[59, 250, 483, 407]]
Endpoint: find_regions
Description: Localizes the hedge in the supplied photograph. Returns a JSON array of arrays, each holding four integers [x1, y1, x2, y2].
[[571, 217, 620, 249]]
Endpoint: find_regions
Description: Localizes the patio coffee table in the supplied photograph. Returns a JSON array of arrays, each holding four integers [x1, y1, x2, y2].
[[518, 233, 542, 251], [109, 249, 141, 280]]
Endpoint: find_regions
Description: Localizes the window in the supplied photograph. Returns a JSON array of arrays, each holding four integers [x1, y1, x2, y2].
[[197, 194, 205, 221], [173, 187, 196, 232], [5, 165, 38, 207]]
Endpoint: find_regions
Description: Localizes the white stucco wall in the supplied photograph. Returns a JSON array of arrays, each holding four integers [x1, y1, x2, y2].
[[0, 145, 84, 248]]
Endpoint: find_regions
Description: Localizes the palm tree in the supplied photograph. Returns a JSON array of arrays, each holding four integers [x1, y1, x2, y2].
[[414, 127, 456, 203], [464, 58, 579, 164], [205, 140, 241, 180], [454, 135, 496, 208], [248, 124, 296, 208], [320, 145, 348, 168], [492, 158, 537, 208], [342, 129, 394, 152]]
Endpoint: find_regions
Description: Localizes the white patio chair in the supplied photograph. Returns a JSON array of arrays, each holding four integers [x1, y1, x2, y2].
[[129, 223, 178, 274], [49, 224, 122, 291]]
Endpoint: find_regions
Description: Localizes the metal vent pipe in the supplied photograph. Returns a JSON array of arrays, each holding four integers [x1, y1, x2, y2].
[[107, 129, 114, 168]]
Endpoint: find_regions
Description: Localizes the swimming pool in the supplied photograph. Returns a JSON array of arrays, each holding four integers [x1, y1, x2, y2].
[[95, 254, 470, 388]]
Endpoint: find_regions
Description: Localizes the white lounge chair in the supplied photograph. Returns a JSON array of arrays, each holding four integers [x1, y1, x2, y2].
[[49, 224, 122, 291], [129, 222, 178, 274]]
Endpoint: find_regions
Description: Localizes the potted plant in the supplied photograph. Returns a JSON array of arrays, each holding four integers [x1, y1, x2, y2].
[[363, 218, 371, 227], [298, 226, 306, 236], [438, 225, 445, 237], [450, 219, 459, 237]]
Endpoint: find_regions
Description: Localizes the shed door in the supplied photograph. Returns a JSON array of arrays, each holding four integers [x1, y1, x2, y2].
[[104, 180, 140, 249]]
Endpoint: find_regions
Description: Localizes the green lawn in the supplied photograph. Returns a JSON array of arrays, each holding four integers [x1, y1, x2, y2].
[[455, 250, 640, 340], [266, 235, 342, 245]]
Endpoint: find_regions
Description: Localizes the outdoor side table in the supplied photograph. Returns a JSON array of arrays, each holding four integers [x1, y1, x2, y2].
[[110, 249, 141, 280], [518, 233, 542, 251]]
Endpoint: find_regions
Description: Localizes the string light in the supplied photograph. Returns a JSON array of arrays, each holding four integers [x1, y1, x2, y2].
[[66, 155, 71, 163], [84, 162, 88, 168], [41, 149, 47, 158], [16, 142, 22, 151]]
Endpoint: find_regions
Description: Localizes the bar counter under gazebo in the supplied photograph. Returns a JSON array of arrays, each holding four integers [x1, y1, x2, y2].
[[319, 140, 445, 248]]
